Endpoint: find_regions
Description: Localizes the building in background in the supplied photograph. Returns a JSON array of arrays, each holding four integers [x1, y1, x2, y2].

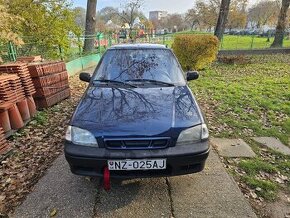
[[149, 11, 168, 21]]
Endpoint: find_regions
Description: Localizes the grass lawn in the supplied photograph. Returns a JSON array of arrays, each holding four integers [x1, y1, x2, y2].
[[163, 32, 290, 50], [221, 35, 290, 50], [189, 55, 290, 145], [188, 54, 290, 213]]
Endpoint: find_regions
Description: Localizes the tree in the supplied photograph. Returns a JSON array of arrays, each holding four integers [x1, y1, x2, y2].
[[5, 0, 81, 59], [74, 7, 86, 30], [158, 14, 185, 32], [96, 19, 107, 33], [143, 20, 154, 34], [108, 0, 144, 40], [271, 0, 290, 47], [227, 0, 248, 30], [98, 7, 119, 24], [248, 0, 280, 28], [193, 0, 220, 31], [185, 9, 199, 31], [214, 0, 231, 41], [83, 0, 97, 53], [0, 3, 23, 45]]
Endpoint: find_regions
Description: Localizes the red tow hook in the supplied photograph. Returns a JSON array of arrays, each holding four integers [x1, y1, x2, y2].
[[103, 166, 111, 191]]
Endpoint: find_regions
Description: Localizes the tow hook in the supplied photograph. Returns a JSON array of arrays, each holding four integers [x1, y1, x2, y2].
[[103, 166, 111, 191]]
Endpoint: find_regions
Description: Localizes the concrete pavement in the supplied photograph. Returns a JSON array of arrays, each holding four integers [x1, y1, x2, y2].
[[94, 178, 171, 218], [11, 155, 96, 218], [12, 150, 257, 218], [169, 151, 256, 218]]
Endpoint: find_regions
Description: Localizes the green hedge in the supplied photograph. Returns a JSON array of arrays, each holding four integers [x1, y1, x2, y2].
[[172, 35, 219, 70]]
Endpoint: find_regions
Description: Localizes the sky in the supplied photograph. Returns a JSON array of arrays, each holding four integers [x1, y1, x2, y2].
[[73, 0, 258, 17], [73, 0, 203, 16]]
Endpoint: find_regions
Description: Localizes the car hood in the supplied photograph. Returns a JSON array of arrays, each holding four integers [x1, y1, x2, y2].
[[71, 86, 202, 137]]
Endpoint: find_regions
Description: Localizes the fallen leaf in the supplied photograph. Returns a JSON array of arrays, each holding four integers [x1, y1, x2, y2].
[[50, 208, 57, 217], [275, 177, 284, 184], [0, 71, 89, 215], [255, 187, 262, 192], [0, 195, 6, 201]]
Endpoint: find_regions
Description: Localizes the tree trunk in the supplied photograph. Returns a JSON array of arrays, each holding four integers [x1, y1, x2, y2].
[[83, 0, 97, 53], [191, 20, 197, 31], [214, 0, 231, 41], [271, 0, 290, 48], [129, 26, 134, 42], [191, 21, 194, 31]]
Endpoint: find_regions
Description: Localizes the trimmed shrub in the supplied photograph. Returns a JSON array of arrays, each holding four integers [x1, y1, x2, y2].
[[172, 34, 219, 70]]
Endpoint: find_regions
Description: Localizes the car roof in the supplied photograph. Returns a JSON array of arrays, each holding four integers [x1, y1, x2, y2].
[[108, 43, 168, 50]]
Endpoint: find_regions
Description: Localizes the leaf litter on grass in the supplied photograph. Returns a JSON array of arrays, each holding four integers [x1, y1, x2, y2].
[[0, 72, 88, 216], [190, 54, 290, 218]]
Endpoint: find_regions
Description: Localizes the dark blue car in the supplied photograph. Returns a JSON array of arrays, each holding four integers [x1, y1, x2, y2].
[[65, 44, 210, 180]]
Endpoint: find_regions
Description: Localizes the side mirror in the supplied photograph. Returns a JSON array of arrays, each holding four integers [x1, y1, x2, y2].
[[79, 72, 91, 83], [186, 71, 199, 81]]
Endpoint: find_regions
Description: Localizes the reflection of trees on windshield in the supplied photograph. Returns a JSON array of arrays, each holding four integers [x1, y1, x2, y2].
[[113, 55, 158, 80], [94, 49, 185, 85]]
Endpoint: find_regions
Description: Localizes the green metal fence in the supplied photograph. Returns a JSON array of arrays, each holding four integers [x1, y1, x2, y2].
[[133, 33, 290, 50], [1, 31, 289, 63], [0, 33, 173, 63], [0, 33, 119, 63], [164, 30, 290, 50], [0, 42, 17, 62], [220, 34, 290, 50]]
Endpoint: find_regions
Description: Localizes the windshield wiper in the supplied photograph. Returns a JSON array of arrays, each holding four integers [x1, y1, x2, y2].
[[93, 79, 137, 88], [126, 79, 175, 87]]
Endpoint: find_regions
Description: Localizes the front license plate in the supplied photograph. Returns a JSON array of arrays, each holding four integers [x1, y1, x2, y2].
[[108, 159, 166, 171]]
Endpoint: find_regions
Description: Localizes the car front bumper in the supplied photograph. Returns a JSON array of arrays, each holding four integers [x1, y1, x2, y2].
[[64, 141, 210, 178]]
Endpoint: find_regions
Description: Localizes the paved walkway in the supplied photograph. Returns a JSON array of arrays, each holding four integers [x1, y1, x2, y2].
[[12, 150, 257, 218]]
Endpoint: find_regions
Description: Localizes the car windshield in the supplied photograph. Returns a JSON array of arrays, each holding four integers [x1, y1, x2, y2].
[[92, 48, 186, 86]]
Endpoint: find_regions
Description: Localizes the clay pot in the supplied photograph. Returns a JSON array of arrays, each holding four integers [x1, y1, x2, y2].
[[27, 96, 37, 117], [8, 104, 24, 130], [0, 110, 11, 132], [17, 99, 31, 121]]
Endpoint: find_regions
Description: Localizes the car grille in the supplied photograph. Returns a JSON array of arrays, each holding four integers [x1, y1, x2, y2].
[[104, 138, 170, 149]]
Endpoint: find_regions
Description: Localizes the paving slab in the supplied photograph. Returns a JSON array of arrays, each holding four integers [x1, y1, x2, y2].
[[169, 151, 257, 218], [11, 155, 96, 218], [211, 138, 256, 158], [94, 178, 171, 218], [252, 137, 290, 155], [93, 150, 256, 218], [11, 151, 257, 218]]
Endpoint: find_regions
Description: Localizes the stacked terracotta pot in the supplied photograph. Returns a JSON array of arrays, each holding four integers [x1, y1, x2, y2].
[[0, 63, 37, 138], [28, 61, 70, 109]]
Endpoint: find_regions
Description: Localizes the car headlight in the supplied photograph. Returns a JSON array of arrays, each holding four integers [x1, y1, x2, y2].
[[65, 126, 98, 147], [176, 124, 209, 146]]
